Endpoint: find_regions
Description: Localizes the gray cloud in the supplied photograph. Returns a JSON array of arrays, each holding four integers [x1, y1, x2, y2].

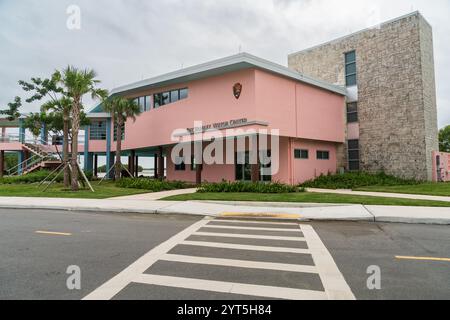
[[0, 0, 449, 127]]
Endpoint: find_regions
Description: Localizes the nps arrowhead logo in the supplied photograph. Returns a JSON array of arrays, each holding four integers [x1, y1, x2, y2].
[[233, 83, 242, 99]]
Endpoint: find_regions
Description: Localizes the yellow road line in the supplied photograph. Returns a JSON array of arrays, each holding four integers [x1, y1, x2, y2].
[[35, 231, 72, 236], [220, 212, 302, 219], [395, 256, 450, 262]]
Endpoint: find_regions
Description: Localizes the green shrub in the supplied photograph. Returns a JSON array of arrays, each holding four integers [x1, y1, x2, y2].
[[198, 181, 300, 194], [0, 170, 63, 184], [300, 172, 420, 190], [116, 178, 191, 192]]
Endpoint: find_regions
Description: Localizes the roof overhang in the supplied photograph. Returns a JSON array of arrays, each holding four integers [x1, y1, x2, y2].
[[110, 52, 346, 97]]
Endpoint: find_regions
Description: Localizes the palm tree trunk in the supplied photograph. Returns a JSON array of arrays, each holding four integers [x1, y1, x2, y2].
[[71, 101, 80, 191], [115, 118, 123, 180], [63, 111, 70, 188]]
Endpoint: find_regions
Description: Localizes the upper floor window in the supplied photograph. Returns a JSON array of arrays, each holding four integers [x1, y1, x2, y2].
[[317, 150, 330, 160], [347, 102, 358, 123], [348, 139, 360, 171], [154, 88, 188, 108], [89, 121, 107, 140], [345, 51, 357, 87], [132, 96, 151, 112]]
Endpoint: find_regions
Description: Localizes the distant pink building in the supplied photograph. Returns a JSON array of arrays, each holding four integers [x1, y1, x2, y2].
[[83, 53, 347, 185]]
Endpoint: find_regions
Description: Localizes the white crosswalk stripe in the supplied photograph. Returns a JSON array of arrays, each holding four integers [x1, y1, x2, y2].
[[193, 231, 306, 241], [83, 217, 355, 300], [160, 253, 319, 274], [199, 224, 301, 232], [181, 240, 311, 254]]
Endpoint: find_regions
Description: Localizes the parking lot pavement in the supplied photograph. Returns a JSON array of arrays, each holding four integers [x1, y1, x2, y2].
[[84, 217, 355, 300]]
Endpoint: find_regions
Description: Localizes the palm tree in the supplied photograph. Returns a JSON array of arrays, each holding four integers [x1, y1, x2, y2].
[[56, 67, 106, 191], [19, 74, 73, 188], [103, 96, 141, 180], [41, 97, 73, 187]]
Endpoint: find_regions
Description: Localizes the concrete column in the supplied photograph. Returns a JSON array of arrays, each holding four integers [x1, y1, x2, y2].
[[84, 153, 94, 173], [129, 150, 136, 177], [251, 134, 260, 183], [196, 164, 203, 185], [94, 154, 98, 177], [83, 125, 89, 172], [0, 150, 4, 178], [17, 151, 24, 175], [154, 155, 158, 179], [135, 156, 139, 177], [105, 119, 113, 179], [157, 147, 164, 179], [1, 127, 6, 140], [19, 119, 25, 143], [107, 152, 115, 179]]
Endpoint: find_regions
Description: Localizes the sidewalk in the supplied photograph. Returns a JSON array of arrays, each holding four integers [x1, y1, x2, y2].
[[0, 195, 448, 225], [307, 188, 450, 202], [110, 188, 197, 200]]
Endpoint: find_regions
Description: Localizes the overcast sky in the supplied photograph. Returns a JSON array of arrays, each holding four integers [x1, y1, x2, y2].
[[1, 0, 449, 128]]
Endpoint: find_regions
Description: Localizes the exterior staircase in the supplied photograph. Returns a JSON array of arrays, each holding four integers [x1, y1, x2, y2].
[[21, 143, 62, 175], [6, 141, 62, 176]]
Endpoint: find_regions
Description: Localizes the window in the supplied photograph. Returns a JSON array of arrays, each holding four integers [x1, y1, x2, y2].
[[113, 122, 125, 141], [131, 96, 151, 112], [145, 96, 151, 111], [347, 102, 358, 123], [294, 149, 309, 159], [235, 151, 272, 182], [179, 88, 188, 100], [345, 51, 357, 87], [154, 93, 163, 108], [153, 88, 188, 108], [317, 151, 330, 160], [175, 157, 186, 171], [170, 90, 179, 103], [89, 121, 107, 140], [348, 139, 360, 171], [138, 97, 146, 112]]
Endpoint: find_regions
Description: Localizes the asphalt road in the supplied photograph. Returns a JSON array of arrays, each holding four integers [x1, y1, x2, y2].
[[0, 208, 448, 300]]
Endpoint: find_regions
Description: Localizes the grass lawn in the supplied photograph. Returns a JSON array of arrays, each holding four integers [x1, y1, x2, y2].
[[354, 183, 450, 197], [0, 181, 151, 199], [163, 192, 450, 207]]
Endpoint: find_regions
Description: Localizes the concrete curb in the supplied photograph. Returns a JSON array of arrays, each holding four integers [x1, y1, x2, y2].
[[0, 198, 448, 225]]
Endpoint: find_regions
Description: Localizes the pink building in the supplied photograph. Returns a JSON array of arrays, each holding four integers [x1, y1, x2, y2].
[[84, 53, 347, 185]]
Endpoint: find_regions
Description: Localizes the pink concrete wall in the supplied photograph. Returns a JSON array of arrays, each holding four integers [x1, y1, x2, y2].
[[291, 139, 338, 185], [110, 69, 257, 152], [254, 70, 345, 143], [432, 151, 450, 182], [166, 144, 235, 183], [165, 136, 336, 185], [89, 140, 107, 153]]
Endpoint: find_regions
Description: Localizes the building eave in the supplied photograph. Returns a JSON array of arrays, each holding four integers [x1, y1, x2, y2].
[[109, 52, 346, 97]]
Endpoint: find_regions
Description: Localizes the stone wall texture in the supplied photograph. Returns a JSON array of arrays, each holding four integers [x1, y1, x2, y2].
[[288, 12, 439, 181]]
